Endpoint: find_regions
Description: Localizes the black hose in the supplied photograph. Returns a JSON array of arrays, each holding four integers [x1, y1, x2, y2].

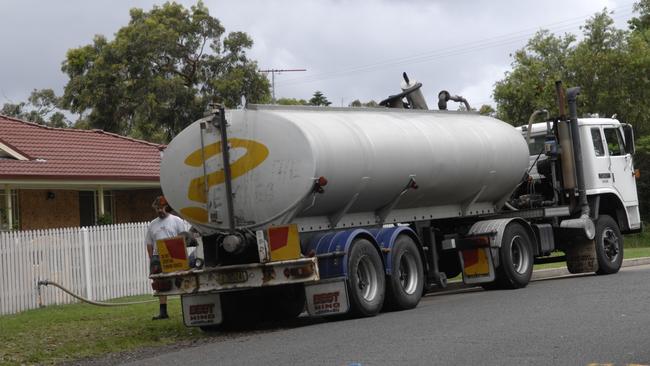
[[37, 280, 157, 307]]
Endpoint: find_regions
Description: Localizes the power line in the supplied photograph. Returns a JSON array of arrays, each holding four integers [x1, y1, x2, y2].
[[259, 68, 306, 102], [276, 4, 635, 88]]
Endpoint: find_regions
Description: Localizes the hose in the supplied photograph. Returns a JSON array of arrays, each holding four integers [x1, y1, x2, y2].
[[37, 280, 157, 307]]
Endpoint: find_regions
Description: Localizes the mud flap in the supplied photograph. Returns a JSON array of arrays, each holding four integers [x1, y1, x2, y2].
[[181, 293, 222, 327], [566, 240, 598, 274], [459, 247, 496, 284], [305, 279, 350, 316]]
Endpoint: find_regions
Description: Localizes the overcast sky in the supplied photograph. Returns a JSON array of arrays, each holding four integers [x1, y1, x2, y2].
[[0, 0, 639, 112]]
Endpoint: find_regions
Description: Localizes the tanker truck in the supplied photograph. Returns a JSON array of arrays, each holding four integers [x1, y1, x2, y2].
[[150, 76, 640, 328]]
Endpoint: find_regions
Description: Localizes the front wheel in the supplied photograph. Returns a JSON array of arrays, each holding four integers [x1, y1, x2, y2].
[[347, 238, 385, 317], [595, 215, 624, 275]]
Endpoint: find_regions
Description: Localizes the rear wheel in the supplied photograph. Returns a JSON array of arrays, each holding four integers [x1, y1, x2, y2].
[[347, 238, 385, 317], [384, 235, 424, 311], [488, 222, 534, 289], [595, 215, 624, 275]]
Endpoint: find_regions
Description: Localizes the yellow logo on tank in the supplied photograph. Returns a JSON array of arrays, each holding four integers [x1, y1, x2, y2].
[[180, 138, 269, 223]]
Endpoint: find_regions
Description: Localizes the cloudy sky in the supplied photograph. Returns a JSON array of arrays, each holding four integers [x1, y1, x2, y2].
[[0, 0, 639, 112]]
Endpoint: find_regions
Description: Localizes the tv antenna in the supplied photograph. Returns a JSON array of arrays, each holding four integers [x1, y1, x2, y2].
[[259, 68, 306, 103]]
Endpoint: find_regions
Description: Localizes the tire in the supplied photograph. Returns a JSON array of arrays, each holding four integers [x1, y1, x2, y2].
[[384, 235, 424, 311], [594, 215, 624, 275], [492, 222, 534, 289], [347, 238, 386, 317]]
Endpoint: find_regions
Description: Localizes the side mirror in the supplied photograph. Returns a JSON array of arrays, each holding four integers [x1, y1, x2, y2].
[[622, 123, 635, 155]]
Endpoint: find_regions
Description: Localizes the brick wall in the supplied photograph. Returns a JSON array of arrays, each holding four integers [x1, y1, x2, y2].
[[19, 189, 80, 230], [114, 189, 162, 224], [16, 188, 162, 230]]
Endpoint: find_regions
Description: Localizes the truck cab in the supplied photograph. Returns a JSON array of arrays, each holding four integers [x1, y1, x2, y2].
[[519, 118, 640, 233]]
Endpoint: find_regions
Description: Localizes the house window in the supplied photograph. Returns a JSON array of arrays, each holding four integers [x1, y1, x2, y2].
[[0, 189, 19, 231], [79, 190, 115, 226]]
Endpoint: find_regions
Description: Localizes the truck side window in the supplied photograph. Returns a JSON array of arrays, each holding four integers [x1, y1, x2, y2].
[[591, 128, 604, 157], [603, 127, 625, 156]]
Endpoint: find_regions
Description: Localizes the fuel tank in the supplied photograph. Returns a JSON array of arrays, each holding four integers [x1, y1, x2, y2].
[[160, 105, 529, 233]]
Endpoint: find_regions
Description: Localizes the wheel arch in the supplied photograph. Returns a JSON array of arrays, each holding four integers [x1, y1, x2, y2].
[[304, 228, 383, 279], [590, 193, 631, 233], [468, 218, 537, 267]]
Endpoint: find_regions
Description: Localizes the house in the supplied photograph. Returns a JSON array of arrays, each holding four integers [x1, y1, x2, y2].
[[0, 115, 165, 230]]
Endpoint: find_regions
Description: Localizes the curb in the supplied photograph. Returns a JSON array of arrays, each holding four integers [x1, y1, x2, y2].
[[431, 257, 650, 293], [531, 256, 650, 280]]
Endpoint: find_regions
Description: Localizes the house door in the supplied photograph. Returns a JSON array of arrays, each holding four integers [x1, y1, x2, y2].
[[79, 191, 96, 227]]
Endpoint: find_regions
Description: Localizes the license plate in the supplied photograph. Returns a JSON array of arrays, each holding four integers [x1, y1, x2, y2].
[[459, 247, 495, 284], [216, 270, 248, 284]]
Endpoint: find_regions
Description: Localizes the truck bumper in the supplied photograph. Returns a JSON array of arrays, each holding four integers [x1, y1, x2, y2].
[[149, 257, 320, 296]]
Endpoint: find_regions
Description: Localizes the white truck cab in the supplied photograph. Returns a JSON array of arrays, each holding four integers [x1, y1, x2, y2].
[[520, 119, 641, 233]]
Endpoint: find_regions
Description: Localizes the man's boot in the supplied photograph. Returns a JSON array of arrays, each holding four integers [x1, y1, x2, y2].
[[152, 303, 169, 320]]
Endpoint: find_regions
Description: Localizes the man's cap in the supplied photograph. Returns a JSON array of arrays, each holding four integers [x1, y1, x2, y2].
[[152, 195, 169, 209]]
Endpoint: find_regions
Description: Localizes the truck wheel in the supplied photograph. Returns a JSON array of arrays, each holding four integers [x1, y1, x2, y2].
[[595, 215, 624, 275], [384, 235, 424, 311], [347, 238, 385, 317], [494, 222, 534, 289]]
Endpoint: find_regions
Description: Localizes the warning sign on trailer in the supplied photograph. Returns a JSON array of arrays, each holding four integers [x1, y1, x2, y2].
[[156, 236, 189, 273]]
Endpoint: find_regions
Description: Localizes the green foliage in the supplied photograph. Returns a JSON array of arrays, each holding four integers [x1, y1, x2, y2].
[[309, 91, 332, 106], [1, 89, 70, 127], [634, 135, 650, 221], [629, 0, 650, 32], [478, 104, 496, 116], [349, 99, 379, 108], [96, 213, 113, 226], [276, 97, 308, 105], [60, 2, 270, 143], [494, 6, 650, 135]]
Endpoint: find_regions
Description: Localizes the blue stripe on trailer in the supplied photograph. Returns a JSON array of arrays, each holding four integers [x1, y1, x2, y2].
[[304, 228, 376, 279]]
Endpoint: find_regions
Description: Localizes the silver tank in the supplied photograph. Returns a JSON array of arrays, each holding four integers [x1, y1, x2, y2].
[[160, 105, 529, 233]]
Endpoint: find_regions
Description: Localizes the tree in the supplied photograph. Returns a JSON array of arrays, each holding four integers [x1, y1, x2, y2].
[[60, 2, 270, 143], [276, 97, 308, 105], [478, 104, 496, 117], [493, 30, 576, 125], [309, 91, 331, 106], [1, 89, 69, 127]]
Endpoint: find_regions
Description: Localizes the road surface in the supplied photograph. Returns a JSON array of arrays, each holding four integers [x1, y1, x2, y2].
[[121, 265, 650, 366]]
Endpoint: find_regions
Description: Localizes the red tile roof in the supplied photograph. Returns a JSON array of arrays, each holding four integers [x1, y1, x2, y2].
[[0, 115, 164, 181]]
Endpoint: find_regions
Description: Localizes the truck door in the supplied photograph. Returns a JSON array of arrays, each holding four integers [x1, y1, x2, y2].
[[602, 126, 638, 203]]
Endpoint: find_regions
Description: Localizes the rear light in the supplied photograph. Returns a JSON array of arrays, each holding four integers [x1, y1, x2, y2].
[[284, 263, 315, 278]]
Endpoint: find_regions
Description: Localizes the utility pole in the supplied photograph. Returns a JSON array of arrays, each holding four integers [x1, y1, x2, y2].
[[259, 68, 306, 103]]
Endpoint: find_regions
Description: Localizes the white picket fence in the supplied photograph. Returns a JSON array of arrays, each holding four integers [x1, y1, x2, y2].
[[0, 223, 152, 316]]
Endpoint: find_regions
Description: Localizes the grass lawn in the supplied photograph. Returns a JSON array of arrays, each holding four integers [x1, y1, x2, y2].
[[2, 233, 649, 365], [0, 296, 205, 366]]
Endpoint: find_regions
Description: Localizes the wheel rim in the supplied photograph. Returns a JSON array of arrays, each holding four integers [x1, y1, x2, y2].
[[601, 226, 620, 263], [398, 252, 419, 295], [357, 255, 379, 301], [509, 235, 531, 274]]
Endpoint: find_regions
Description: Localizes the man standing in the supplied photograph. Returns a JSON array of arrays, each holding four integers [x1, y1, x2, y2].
[[145, 195, 188, 320]]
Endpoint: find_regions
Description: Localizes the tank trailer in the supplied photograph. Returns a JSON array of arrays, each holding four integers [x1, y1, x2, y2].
[[151, 74, 640, 328]]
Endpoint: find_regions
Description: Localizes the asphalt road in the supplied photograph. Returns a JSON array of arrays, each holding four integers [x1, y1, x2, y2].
[[122, 265, 650, 366]]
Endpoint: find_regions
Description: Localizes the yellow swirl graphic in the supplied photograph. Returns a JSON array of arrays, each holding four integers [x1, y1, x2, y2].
[[180, 138, 269, 223]]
